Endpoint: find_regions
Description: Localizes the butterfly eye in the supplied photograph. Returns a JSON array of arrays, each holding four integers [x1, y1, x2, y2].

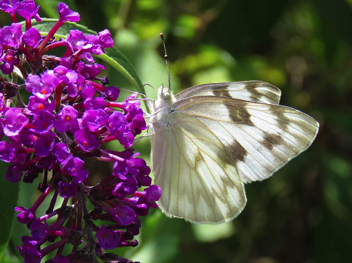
[[161, 92, 171, 101]]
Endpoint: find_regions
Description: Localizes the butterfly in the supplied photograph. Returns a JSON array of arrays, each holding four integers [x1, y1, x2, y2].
[[149, 80, 319, 224]]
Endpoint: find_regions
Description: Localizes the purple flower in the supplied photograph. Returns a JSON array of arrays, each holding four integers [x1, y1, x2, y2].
[[74, 127, 100, 152], [58, 2, 80, 22], [25, 74, 41, 93], [58, 181, 77, 198], [35, 155, 55, 170], [0, 23, 22, 48], [84, 34, 103, 55], [145, 185, 162, 201], [32, 111, 55, 133], [0, 93, 6, 116], [83, 97, 106, 110], [127, 198, 149, 216], [107, 111, 128, 136], [96, 225, 120, 250], [77, 62, 105, 79], [126, 218, 141, 236], [81, 109, 108, 132], [5, 163, 23, 182], [0, 59, 13, 74], [22, 27, 41, 47], [0, 49, 19, 74], [26, 96, 55, 115], [23, 166, 41, 183], [98, 29, 114, 48], [112, 160, 128, 180], [17, 0, 41, 22], [39, 70, 59, 91], [80, 83, 95, 100], [0, 2, 159, 261], [113, 177, 138, 199], [3, 108, 28, 136], [26, 74, 55, 100], [0, 0, 20, 16], [34, 131, 56, 157], [15, 206, 36, 224], [66, 29, 87, 51], [112, 206, 136, 226], [130, 114, 147, 135], [0, 141, 15, 162], [125, 99, 142, 122], [53, 64, 68, 77], [53, 143, 70, 163], [54, 65, 79, 92], [72, 169, 88, 183], [18, 237, 42, 263], [30, 220, 48, 241], [20, 128, 38, 147], [63, 84, 82, 100], [54, 105, 79, 133], [62, 156, 85, 177], [127, 158, 150, 177], [103, 86, 120, 101]]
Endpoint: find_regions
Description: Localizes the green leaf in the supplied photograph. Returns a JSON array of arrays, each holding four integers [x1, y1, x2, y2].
[[0, 70, 11, 81], [99, 48, 143, 91], [29, 18, 95, 38], [0, 163, 19, 262]]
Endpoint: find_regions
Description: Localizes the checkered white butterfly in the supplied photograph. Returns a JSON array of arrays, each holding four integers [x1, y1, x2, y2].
[[149, 37, 319, 224]]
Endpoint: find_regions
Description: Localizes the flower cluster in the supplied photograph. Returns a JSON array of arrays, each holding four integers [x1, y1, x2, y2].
[[0, 1, 161, 262]]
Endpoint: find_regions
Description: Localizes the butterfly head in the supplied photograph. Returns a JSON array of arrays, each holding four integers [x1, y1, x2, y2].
[[150, 83, 176, 126], [157, 83, 176, 106]]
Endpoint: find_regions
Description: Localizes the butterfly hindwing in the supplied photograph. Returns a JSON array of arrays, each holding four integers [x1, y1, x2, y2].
[[175, 81, 282, 104], [151, 112, 246, 224], [173, 96, 319, 184]]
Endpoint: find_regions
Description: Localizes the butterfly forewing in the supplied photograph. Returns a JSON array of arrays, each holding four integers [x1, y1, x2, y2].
[[175, 81, 282, 104], [151, 112, 246, 224], [173, 96, 319, 184]]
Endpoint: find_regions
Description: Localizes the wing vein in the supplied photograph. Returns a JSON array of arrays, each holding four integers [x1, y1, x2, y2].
[[235, 124, 277, 171], [176, 120, 224, 220], [171, 126, 200, 221], [249, 111, 314, 141]]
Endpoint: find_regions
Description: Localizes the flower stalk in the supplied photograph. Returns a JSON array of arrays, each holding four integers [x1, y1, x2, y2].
[[0, 1, 161, 262]]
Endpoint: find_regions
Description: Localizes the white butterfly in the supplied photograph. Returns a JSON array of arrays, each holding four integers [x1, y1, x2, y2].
[[149, 81, 319, 224]]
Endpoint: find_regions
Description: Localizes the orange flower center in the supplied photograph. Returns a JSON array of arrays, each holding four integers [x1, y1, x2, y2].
[[38, 104, 45, 110]]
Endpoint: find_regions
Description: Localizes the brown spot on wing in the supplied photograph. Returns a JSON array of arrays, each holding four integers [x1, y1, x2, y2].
[[268, 105, 290, 132], [262, 132, 284, 151], [213, 88, 231, 98], [226, 103, 254, 126], [226, 140, 247, 164]]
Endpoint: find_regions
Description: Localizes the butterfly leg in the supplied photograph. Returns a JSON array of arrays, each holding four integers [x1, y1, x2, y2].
[[133, 123, 155, 144]]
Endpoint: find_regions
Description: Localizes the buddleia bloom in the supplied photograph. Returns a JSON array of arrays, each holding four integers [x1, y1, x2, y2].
[[0, 1, 161, 262]]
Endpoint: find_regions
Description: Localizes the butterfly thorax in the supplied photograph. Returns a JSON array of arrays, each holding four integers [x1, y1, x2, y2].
[[150, 84, 177, 130]]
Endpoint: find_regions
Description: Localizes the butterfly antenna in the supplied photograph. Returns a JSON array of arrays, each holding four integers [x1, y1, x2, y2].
[[160, 33, 171, 92]]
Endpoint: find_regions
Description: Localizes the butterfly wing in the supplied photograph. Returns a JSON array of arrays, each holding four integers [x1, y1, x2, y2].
[[151, 112, 246, 224], [175, 81, 281, 104], [173, 96, 319, 184]]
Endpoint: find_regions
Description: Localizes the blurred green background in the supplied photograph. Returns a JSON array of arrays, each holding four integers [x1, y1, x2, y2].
[[2, 0, 352, 262]]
